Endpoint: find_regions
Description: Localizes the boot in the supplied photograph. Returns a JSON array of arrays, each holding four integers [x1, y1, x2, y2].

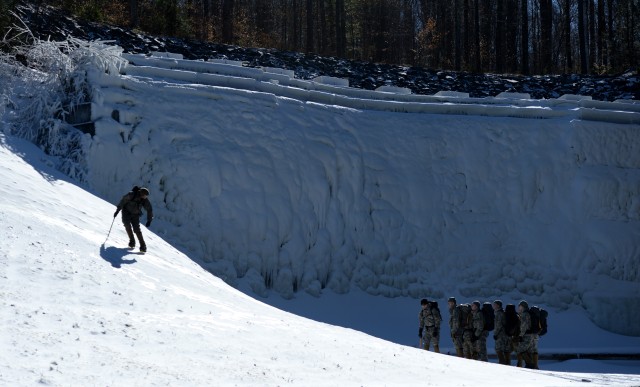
[[533, 353, 539, 369], [135, 230, 146, 252], [522, 352, 534, 368], [503, 352, 512, 366], [496, 352, 504, 364], [516, 353, 523, 367], [433, 344, 440, 353], [456, 348, 464, 357], [124, 224, 135, 248]]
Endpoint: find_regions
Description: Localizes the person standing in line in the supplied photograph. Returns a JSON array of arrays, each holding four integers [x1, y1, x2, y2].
[[447, 297, 464, 357], [470, 300, 488, 361], [460, 303, 474, 359], [514, 300, 535, 368], [418, 299, 442, 352], [493, 300, 510, 365], [504, 303, 520, 366], [114, 186, 153, 253]]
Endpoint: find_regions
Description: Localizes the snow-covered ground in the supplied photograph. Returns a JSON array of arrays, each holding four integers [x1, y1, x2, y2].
[[2, 36, 640, 383], [77, 50, 640, 337], [2, 131, 640, 386]]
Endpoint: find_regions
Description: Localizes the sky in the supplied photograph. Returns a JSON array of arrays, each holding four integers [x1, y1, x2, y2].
[[2, 131, 640, 386], [1, 39, 640, 385]]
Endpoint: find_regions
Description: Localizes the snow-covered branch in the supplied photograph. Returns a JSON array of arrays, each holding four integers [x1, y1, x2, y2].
[[1, 19, 126, 182]]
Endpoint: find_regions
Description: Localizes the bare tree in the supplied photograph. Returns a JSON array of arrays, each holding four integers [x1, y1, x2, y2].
[[578, 0, 588, 73], [129, 0, 138, 27], [588, 0, 596, 72], [222, 0, 234, 43], [597, 0, 605, 67], [335, 0, 346, 57], [496, 0, 504, 73], [564, 0, 573, 72], [540, 0, 553, 73], [521, 0, 529, 74]]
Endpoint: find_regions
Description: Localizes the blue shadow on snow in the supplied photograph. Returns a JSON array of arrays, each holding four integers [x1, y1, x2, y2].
[[100, 244, 138, 268]]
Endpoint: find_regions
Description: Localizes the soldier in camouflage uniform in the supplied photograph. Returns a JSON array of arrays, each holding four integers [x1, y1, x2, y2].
[[461, 303, 475, 359], [470, 300, 488, 361], [492, 300, 510, 365], [515, 300, 535, 368], [447, 297, 464, 357], [531, 331, 540, 369], [418, 299, 442, 352], [114, 186, 153, 252]]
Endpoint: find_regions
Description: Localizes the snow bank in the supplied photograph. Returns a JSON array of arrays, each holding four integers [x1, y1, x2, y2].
[[6, 45, 640, 336], [5, 132, 640, 385]]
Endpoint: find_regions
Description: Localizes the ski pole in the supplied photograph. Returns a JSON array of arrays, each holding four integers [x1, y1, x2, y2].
[[104, 216, 116, 244]]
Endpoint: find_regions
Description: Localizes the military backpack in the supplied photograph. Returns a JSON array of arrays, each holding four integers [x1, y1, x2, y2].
[[529, 306, 548, 336], [504, 304, 520, 336], [456, 304, 472, 329], [482, 302, 495, 331]]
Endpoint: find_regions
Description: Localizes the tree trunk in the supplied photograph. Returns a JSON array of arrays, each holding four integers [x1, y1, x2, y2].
[[607, 0, 614, 70], [521, 0, 528, 74], [474, 0, 481, 72], [597, 0, 605, 66], [506, 0, 518, 72], [463, 0, 470, 70], [319, 0, 327, 55], [129, 0, 138, 28], [306, 0, 314, 52], [565, 0, 572, 72], [626, 0, 636, 68], [222, 0, 234, 44], [335, 0, 346, 57], [578, 0, 588, 73], [496, 0, 504, 73], [454, 0, 461, 70], [540, 0, 553, 73], [588, 0, 596, 73]]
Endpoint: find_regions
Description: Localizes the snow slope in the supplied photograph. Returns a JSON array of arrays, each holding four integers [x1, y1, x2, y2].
[[2, 132, 640, 386], [78, 51, 640, 336]]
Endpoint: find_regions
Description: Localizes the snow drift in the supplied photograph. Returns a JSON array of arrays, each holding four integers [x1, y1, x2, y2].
[[5, 131, 640, 386], [2, 40, 640, 337]]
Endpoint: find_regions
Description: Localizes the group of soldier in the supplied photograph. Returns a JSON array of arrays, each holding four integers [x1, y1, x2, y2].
[[418, 297, 541, 369]]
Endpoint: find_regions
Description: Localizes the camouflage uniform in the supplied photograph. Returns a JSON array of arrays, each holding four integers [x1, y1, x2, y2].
[[471, 303, 488, 361], [493, 303, 510, 365], [419, 303, 442, 352], [515, 301, 535, 368], [531, 333, 540, 369], [460, 304, 475, 359], [448, 298, 463, 357]]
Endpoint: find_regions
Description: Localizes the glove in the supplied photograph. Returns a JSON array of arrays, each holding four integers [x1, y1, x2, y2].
[[512, 336, 521, 343], [493, 335, 498, 340], [113, 209, 120, 218], [145, 219, 152, 227], [471, 334, 478, 342], [418, 328, 423, 338], [433, 329, 439, 338]]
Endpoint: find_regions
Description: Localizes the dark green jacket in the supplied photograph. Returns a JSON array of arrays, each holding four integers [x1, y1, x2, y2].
[[117, 191, 153, 222]]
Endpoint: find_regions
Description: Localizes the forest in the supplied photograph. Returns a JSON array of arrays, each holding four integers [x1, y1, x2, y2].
[[2, 0, 639, 75]]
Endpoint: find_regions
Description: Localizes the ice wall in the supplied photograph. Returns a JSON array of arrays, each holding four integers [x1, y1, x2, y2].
[[85, 54, 640, 335]]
